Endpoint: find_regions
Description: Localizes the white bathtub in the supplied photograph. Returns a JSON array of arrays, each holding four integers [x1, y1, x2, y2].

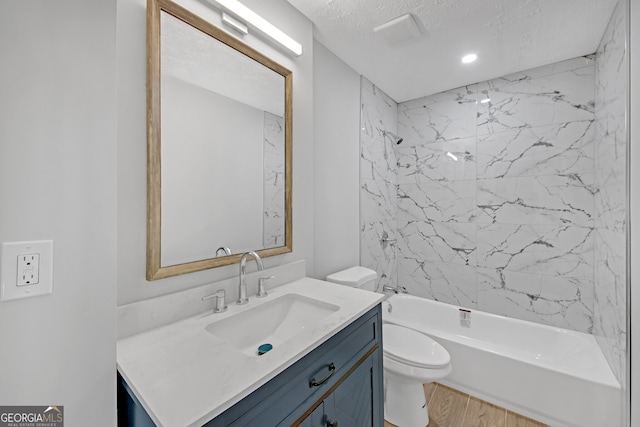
[[382, 294, 622, 427]]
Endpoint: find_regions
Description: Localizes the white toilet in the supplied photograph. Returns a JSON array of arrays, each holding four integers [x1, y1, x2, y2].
[[326, 267, 452, 427], [325, 266, 379, 292], [382, 323, 452, 426]]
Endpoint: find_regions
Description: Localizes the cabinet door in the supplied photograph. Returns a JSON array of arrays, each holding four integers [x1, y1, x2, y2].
[[297, 403, 325, 427], [323, 352, 374, 427]]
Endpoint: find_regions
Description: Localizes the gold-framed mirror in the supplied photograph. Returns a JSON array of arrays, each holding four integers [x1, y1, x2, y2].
[[147, 0, 293, 280]]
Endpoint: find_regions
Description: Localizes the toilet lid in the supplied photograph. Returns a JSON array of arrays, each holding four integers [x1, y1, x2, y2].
[[383, 324, 450, 368]]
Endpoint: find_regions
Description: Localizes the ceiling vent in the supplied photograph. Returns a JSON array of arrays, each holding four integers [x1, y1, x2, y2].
[[373, 14, 422, 46]]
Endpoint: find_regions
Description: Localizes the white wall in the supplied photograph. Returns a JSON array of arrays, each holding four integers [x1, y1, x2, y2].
[[629, 0, 639, 424], [312, 41, 362, 280], [0, 1, 118, 425], [117, 0, 315, 305]]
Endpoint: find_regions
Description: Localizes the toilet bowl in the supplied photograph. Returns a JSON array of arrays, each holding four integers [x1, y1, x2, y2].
[[383, 323, 452, 426], [325, 267, 452, 427]]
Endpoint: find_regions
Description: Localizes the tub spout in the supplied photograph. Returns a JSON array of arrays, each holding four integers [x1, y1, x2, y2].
[[383, 284, 408, 294]]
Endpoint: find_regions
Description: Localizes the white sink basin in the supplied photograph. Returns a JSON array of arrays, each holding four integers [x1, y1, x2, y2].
[[205, 293, 340, 357]]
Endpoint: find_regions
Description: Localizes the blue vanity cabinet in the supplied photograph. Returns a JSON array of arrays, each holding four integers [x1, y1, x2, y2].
[[118, 304, 383, 427], [288, 345, 379, 427], [217, 304, 383, 426], [296, 405, 324, 427]]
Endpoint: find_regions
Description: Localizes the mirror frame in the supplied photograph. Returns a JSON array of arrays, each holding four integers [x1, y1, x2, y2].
[[146, 0, 293, 280]]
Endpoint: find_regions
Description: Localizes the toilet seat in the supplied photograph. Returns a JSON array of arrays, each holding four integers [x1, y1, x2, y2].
[[383, 324, 450, 369]]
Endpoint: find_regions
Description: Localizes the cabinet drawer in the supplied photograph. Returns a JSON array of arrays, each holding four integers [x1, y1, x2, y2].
[[210, 305, 381, 426], [279, 345, 379, 427]]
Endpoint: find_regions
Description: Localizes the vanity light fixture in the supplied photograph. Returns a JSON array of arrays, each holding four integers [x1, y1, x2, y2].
[[208, 0, 303, 56], [461, 53, 477, 64], [222, 11, 248, 35]]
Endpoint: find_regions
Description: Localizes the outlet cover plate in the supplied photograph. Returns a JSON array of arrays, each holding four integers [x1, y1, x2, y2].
[[1, 240, 53, 302]]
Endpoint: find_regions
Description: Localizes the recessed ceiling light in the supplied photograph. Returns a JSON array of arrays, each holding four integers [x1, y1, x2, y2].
[[461, 53, 477, 64]]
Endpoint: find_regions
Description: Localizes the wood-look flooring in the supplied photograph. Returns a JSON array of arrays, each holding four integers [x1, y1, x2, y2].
[[384, 383, 548, 427]]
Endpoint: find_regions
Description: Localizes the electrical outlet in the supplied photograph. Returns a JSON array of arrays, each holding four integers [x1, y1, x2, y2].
[[1, 241, 53, 302], [17, 253, 40, 286]]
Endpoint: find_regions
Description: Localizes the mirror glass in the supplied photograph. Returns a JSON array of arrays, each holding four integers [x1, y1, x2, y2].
[[147, 0, 292, 280]]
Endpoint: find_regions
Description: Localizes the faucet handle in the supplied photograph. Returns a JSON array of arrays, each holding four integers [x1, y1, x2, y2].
[[382, 284, 408, 295], [382, 284, 396, 294], [202, 289, 227, 313], [257, 276, 275, 298]]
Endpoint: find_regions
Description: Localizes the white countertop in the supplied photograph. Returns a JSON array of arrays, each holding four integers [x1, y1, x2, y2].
[[117, 277, 384, 427]]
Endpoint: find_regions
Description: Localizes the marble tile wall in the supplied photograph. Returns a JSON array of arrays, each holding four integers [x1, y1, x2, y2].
[[593, 0, 627, 387], [263, 111, 285, 247], [360, 77, 398, 292], [359, 25, 626, 358], [396, 56, 597, 333]]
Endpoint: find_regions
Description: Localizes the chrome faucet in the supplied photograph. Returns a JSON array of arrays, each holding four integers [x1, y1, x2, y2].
[[237, 251, 264, 305], [215, 246, 232, 257]]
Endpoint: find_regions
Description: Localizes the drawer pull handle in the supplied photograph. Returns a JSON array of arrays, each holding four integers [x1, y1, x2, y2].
[[327, 420, 338, 427], [309, 363, 336, 387]]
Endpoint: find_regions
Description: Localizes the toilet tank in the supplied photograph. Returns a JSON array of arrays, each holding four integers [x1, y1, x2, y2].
[[326, 266, 378, 292]]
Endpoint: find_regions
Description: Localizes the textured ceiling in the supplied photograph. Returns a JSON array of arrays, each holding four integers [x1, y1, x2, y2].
[[286, 0, 618, 102]]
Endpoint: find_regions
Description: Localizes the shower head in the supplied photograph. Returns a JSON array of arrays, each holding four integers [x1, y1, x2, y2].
[[383, 130, 404, 145]]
